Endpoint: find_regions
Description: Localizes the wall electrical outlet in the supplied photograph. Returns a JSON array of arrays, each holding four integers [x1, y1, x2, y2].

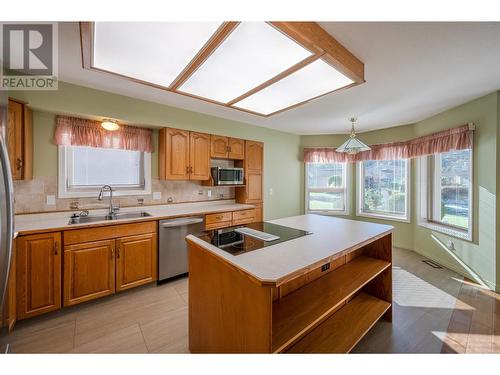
[[46, 195, 56, 205], [152, 192, 161, 200], [207, 190, 212, 198]]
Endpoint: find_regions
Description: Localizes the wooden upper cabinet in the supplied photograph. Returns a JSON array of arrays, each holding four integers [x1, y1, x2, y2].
[[116, 233, 157, 291], [246, 172, 263, 203], [211, 135, 229, 159], [246, 141, 263, 173], [16, 232, 61, 320], [63, 239, 116, 307], [161, 128, 190, 180], [189, 132, 210, 180], [159, 127, 210, 181], [210, 135, 245, 160], [228, 138, 245, 160], [7, 99, 32, 181]]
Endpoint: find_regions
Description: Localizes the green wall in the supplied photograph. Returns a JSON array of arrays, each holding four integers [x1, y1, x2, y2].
[[10, 81, 303, 221], [302, 92, 499, 291]]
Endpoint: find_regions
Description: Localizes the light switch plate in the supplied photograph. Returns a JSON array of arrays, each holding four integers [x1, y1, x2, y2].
[[269, 188, 273, 196], [153, 192, 162, 200], [46, 195, 56, 205]]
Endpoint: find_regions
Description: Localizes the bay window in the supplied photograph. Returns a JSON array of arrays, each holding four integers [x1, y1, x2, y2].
[[305, 162, 349, 215], [357, 159, 410, 222], [418, 149, 472, 240]]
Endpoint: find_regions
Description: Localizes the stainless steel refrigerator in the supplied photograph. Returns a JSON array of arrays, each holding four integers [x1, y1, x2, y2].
[[0, 89, 15, 352]]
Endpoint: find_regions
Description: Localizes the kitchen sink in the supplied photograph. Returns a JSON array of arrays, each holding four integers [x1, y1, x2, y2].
[[68, 211, 152, 225]]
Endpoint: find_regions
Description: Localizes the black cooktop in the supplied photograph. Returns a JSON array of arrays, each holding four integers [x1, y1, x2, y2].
[[198, 222, 312, 256]]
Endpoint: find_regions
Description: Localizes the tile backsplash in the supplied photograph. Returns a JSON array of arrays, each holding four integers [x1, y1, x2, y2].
[[13, 177, 234, 214]]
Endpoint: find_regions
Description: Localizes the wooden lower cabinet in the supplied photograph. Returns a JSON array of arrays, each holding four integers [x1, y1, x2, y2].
[[63, 239, 116, 307], [116, 233, 157, 291], [16, 232, 61, 320], [63, 223, 158, 306]]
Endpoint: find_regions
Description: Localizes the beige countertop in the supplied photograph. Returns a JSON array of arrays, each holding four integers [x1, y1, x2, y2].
[[186, 214, 393, 286], [14, 200, 255, 236]]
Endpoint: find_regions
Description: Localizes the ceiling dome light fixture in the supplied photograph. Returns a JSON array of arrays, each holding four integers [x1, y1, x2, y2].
[[336, 117, 371, 155], [101, 119, 120, 131]]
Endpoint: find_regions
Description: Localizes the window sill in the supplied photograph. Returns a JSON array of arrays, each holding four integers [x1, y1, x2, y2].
[[356, 211, 410, 224], [417, 220, 472, 242], [58, 188, 151, 199], [307, 209, 350, 216]]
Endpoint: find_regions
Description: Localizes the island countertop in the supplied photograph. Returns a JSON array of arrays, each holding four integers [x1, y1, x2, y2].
[[186, 213, 394, 286]]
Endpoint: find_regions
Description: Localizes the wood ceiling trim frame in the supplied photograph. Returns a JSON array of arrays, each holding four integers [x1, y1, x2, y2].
[[79, 21, 365, 117], [169, 22, 240, 90], [270, 22, 365, 84]]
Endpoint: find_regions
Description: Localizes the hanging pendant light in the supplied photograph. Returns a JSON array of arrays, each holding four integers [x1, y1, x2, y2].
[[101, 119, 120, 131], [336, 117, 371, 155]]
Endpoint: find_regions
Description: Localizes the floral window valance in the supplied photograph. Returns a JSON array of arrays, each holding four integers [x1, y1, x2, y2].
[[54, 115, 154, 153], [304, 123, 474, 163]]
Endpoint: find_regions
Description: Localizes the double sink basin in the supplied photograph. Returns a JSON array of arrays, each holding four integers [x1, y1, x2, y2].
[[68, 211, 152, 225]]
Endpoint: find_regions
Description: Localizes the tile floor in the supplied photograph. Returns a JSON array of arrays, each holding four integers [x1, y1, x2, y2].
[[1, 248, 499, 354]]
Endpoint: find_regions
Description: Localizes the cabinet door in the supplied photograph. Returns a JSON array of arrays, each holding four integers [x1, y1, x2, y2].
[[16, 232, 61, 320], [165, 128, 190, 180], [210, 135, 228, 159], [246, 141, 263, 173], [246, 172, 263, 203], [116, 233, 157, 292], [7, 100, 23, 180], [228, 137, 245, 160], [63, 239, 115, 306], [189, 132, 210, 180]]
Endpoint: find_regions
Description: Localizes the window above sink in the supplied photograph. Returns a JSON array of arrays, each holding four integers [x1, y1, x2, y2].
[[58, 145, 152, 198]]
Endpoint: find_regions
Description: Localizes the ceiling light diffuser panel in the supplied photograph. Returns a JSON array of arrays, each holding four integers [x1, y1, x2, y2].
[[84, 22, 364, 117], [233, 59, 354, 115], [178, 22, 313, 103], [93, 22, 222, 86]]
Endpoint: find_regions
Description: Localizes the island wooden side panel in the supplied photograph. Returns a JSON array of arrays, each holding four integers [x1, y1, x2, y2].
[[362, 233, 393, 321], [187, 239, 273, 353]]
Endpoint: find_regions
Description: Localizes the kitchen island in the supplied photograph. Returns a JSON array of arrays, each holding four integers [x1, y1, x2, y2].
[[186, 214, 393, 353]]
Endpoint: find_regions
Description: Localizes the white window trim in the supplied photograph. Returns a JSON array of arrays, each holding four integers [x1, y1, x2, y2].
[[58, 145, 152, 198], [356, 160, 411, 223], [416, 153, 473, 242], [305, 162, 351, 216]]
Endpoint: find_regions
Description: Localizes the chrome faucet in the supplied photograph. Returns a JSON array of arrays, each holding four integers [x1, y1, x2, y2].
[[97, 184, 117, 217]]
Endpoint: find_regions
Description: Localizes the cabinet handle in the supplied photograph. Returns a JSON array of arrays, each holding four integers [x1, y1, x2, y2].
[[111, 246, 115, 259], [116, 245, 120, 258], [54, 242, 58, 255], [186, 166, 189, 174], [16, 158, 23, 170], [190, 166, 193, 173]]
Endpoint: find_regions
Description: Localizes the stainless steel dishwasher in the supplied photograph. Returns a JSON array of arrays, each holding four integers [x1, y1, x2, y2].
[[158, 216, 205, 282]]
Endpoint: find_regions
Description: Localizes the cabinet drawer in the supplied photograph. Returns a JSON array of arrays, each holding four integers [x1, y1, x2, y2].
[[64, 221, 157, 245], [232, 217, 254, 226], [205, 212, 233, 226], [232, 209, 255, 221], [205, 221, 233, 231]]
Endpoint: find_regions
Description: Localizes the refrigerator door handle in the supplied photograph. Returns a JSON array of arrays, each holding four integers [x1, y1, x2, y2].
[[0, 134, 14, 309]]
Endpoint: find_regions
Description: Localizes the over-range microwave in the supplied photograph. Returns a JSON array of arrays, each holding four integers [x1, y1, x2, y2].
[[211, 167, 244, 185]]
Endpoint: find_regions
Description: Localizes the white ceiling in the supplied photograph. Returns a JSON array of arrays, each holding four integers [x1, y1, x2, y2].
[[58, 22, 500, 134]]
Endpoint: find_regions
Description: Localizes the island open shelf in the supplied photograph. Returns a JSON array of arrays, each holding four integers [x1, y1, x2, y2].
[[187, 215, 393, 353]]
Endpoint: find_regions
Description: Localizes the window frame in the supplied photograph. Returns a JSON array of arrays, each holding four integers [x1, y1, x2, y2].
[[356, 159, 411, 223], [57, 145, 152, 198], [417, 149, 473, 241], [304, 161, 351, 216]]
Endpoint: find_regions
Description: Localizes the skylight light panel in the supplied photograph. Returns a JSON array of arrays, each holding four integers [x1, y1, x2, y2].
[[232, 59, 354, 115], [93, 22, 222, 87], [177, 22, 313, 103]]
